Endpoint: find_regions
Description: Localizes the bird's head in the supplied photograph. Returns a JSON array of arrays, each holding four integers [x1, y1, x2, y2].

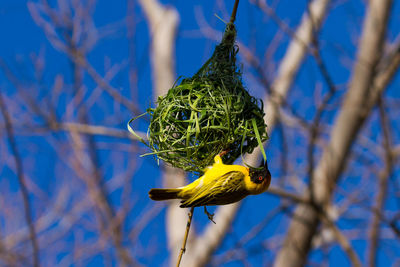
[[249, 159, 271, 184]]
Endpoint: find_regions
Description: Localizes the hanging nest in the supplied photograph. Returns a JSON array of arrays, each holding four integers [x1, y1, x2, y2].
[[131, 23, 268, 173]]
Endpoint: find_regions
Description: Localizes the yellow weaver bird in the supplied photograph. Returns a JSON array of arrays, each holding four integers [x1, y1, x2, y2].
[[149, 154, 271, 208]]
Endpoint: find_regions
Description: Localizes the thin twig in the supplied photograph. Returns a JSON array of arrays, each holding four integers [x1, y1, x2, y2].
[[58, 122, 145, 141], [176, 207, 195, 267], [212, 205, 287, 266], [306, 1, 337, 204], [367, 97, 394, 267], [70, 50, 141, 115], [0, 92, 40, 267], [320, 213, 362, 267], [70, 47, 137, 266], [230, 0, 240, 23], [267, 187, 309, 204]]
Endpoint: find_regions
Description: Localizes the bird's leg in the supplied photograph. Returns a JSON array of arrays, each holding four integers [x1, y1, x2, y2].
[[219, 149, 229, 157], [204, 206, 216, 224]]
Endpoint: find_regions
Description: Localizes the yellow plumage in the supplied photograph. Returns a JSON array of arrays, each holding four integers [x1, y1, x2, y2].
[[149, 154, 271, 208]]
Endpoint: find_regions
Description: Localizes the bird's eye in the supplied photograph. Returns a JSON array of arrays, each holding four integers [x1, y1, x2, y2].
[[258, 176, 263, 181]]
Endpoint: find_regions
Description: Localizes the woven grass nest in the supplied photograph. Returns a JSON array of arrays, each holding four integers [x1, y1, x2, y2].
[[131, 23, 268, 173]]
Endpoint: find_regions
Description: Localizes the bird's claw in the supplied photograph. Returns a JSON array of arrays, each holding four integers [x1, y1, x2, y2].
[[204, 206, 216, 224], [219, 149, 229, 157]]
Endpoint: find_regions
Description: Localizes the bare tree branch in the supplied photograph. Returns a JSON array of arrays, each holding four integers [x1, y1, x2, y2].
[[137, 1, 187, 266], [320, 212, 362, 267], [367, 98, 395, 267], [265, 0, 331, 130], [274, 1, 393, 266], [0, 92, 40, 267], [57, 122, 145, 141], [70, 52, 142, 115]]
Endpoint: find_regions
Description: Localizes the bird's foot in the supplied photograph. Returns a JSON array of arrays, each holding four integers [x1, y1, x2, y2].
[[219, 149, 230, 157], [204, 206, 216, 224]]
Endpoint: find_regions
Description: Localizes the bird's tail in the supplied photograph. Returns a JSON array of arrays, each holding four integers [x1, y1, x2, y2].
[[149, 188, 181, 201]]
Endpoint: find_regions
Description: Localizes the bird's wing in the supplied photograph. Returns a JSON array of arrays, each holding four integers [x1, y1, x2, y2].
[[180, 171, 246, 207]]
